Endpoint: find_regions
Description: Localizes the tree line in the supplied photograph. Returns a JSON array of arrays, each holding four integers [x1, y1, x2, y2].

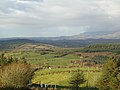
[[81, 44, 120, 54]]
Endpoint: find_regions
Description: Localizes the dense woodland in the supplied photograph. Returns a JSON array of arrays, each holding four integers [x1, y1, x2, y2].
[[81, 44, 120, 54]]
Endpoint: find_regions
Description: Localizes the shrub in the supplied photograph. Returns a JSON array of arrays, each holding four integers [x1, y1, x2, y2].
[[0, 62, 34, 89]]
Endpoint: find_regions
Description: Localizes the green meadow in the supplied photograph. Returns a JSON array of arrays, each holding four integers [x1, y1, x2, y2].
[[1, 47, 102, 88], [1, 43, 119, 89]]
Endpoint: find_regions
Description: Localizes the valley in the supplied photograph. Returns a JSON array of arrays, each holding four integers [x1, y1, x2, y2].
[[0, 40, 120, 90]]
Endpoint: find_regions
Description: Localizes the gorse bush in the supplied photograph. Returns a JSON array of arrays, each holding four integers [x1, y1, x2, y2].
[[0, 53, 34, 89], [0, 62, 34, 89]]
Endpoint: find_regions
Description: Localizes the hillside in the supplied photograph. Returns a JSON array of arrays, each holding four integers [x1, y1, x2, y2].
[[0, 31, 120, 49], [0, 38, 120, 49], [0, 39, 39, 50], [15, 43, 57, 51], [0, 40, 120, 89]]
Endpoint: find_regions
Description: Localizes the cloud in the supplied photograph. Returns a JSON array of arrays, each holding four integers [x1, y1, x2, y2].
[[0, 0, 120, 37], [16, 0, 43, 4]]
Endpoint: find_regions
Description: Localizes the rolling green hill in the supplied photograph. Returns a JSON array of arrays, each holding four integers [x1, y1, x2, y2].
[[0, 40, 120, 89], [0, 39, 39, 50]]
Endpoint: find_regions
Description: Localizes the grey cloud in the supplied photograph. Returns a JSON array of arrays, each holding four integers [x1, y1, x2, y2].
[[0, 0, 120, 37], [18, 0, 43, 2]]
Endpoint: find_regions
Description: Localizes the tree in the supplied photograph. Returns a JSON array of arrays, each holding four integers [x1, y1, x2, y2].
[[97, 57, 120, 90], [69, 71, 86, 90]]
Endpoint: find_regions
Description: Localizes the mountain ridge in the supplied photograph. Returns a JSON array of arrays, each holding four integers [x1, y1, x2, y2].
[[57, 31, 120, 40], [0, 31, 120, 40]]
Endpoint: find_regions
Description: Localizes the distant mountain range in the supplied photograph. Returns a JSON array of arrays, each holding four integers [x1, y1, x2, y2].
[[53, 31, 120, 40], [0, 31, 120, 41], [21, 31, 119, 41], [0, 31, 120, 49]]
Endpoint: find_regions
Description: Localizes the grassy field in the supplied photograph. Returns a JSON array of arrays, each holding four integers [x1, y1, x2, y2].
[[0, 46, 108, 89], [4, 48, 81, 66], [32, 67, 101, 87]]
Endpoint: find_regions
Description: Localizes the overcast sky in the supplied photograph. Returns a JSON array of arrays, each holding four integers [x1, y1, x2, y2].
[[0, 0, 120, 38]]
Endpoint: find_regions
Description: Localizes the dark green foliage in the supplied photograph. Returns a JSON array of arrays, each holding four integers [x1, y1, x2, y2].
[[97, 57, 120, 90], [89, 55, 110, 64], [82, 44, 120, 54], [0, 53, 27, 66], [69, 71, 86, 90], [0, 53, 14, 66]]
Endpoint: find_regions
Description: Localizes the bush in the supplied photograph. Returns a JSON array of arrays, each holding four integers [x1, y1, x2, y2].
[[0, 62, 34, 89]]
